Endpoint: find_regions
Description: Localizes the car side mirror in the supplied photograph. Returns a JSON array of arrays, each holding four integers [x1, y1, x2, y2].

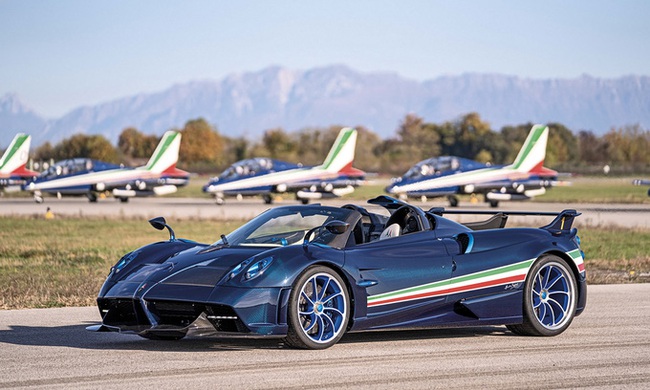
[[148, 216, 176, 241], [324, 220, 349, 235]]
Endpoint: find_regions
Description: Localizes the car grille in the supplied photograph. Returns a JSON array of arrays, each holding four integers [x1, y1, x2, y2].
[[98, 298, 250, 333], [147, 300, 204, 328], [98, 298, 149, 327]]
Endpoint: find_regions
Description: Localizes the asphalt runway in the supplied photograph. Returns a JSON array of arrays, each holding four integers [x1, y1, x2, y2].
[[1, 196, 649, 229], [0, 284, 648, 389]]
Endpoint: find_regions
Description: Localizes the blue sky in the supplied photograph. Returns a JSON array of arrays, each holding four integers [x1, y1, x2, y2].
[[1, 0, 648, 118]]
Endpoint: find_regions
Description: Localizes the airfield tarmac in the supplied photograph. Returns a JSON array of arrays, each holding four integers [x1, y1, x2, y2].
[[0, 284, 648, 389], [1, 196, 649, 229], [0, 197, 648, 388]]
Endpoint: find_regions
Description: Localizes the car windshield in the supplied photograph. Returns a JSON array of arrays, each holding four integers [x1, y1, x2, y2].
[[213, 206, 354, 248]]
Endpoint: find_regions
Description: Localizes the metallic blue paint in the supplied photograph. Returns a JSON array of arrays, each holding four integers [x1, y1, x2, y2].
[[93, 196, 587, 347]]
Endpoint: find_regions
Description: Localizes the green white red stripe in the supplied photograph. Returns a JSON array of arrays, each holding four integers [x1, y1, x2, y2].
[[568, 248, 585, 273], [367, 259, 535, 308], [367, 248, 584, 308], [0, 133, 32, 177]]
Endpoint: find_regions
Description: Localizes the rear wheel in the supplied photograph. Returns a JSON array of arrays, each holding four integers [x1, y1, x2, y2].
[[285, 266, 349, 349], [508, 255, 577, 336]]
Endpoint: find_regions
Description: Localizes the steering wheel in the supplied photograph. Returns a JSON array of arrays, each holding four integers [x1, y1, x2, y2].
[[384, 206, 422, 235], [403, 214, 419, 234]]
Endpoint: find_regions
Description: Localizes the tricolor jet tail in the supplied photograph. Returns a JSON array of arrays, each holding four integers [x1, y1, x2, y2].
[[142, 131, 186, 175], [0, 133, 38, 178], [319, 127, 359, 174], [510, 125, 554, 175]]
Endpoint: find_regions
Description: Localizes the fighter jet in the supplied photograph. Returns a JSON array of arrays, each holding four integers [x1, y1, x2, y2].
[[386, 124, 559, 207], [203, 127, 364, 204], [24, 131, 189, 203]]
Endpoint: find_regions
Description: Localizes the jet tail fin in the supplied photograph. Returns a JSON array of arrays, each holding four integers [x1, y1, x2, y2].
[[143, 131, 183, 174], [511, 125, 549, 173], [0, 133, 37, 177], [319, 127, 358, 174]]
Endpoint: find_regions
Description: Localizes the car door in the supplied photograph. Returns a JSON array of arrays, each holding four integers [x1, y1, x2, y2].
[[344, 230, 453, 328]]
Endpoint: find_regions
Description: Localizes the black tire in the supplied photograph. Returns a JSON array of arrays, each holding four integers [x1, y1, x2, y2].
[[262, 194, 273, 204], [508, 255, 577, 336], [489, 200, 499, 208], [284, 266, 349, 349], [448, 196, 459, 207]]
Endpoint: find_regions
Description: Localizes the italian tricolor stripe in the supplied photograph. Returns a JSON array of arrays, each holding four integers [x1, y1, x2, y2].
[[367, 259, 534, 308], [367, 248, 584, 308], [568, 248, 585, 272]]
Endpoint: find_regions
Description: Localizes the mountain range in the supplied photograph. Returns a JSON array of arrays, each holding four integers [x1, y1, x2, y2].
[[1, 65, 649, 147]]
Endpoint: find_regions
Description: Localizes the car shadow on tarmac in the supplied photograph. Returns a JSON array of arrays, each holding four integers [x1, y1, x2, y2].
[[0, 321, 510, 352]]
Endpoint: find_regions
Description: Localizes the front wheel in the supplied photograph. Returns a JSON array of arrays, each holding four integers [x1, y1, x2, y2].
[[508, 255, 577, 336], [285, 266, 349, 349]]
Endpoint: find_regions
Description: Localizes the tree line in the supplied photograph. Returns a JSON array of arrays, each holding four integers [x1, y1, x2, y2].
[[29, 113, 650, 175]]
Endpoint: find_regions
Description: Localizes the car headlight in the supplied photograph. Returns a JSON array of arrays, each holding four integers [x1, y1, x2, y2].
[[114, 250, 140, 273], [228, 259, 252, 279], [245, 256, 274, 280], [230, 256, 274, 281]]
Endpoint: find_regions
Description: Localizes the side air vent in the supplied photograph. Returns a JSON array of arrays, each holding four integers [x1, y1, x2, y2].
[[455, 233, 474, 254], [205, 305, 249, 333]]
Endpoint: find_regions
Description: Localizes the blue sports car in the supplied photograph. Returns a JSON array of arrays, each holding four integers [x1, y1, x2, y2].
[[90, 196, 587, 349]]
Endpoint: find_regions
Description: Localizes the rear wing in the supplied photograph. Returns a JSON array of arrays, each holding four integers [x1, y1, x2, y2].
[[427, 207, 581, 234]]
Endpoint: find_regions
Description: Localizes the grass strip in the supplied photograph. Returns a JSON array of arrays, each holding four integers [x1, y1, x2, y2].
[[0, 216, 647, 309]]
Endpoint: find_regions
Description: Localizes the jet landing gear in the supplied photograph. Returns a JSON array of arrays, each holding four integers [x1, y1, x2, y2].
[[447, 195, 459, 207], [484, 194, 499, 208], [296, 195, 309, 205], [262, 194, 274, 204], [447, 194, 499, 208]]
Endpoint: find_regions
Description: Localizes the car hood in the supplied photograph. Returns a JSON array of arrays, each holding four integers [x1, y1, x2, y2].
[[120, 245, 268, 284]]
